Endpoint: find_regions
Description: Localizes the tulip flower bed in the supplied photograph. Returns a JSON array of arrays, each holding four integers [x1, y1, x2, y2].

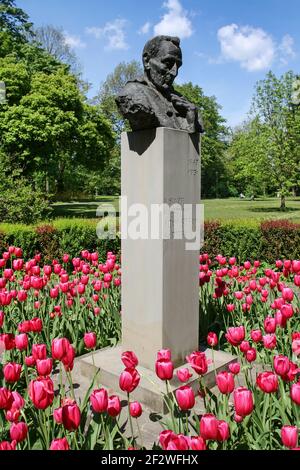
[[1, 247, 300, 450]]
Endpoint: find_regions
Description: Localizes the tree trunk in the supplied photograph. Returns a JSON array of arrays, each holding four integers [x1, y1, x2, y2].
[[280, 194, 286, 211], [45, 175, 49, 194]]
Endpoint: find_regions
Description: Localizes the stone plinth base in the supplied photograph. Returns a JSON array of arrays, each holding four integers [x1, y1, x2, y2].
[[121, 128, 201, 369], [78, 346, 236, 413]]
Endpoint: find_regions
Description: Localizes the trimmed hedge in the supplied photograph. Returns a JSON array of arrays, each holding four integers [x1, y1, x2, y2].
[[202, 219, 300, 262], [0, 218, 300, 263], [0, 219, 120, 262]]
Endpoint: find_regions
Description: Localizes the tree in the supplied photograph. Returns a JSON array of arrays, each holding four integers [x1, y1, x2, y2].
[[227, 118, 272, 197], [33, 25, 80, 74], [250, 71, 300, 209], [0, 59, 115, 195], [175, 82, 230, 198], [0, 0, 32, 38], [95, 60, 143, 136], [0, 0, 33, 57], [0, 151, 51, 223]]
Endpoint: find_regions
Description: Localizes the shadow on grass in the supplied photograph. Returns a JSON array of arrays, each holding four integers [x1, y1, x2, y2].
[[248, 207, 300, 214], [52, 198, 120, 219]]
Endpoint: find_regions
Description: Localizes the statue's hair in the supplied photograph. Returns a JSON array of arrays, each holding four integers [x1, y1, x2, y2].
[[142, 35, 180, 66]]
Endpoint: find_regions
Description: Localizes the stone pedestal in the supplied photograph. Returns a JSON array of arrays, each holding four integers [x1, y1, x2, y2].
[[121, 127, 200, 369], [78, 346, 237, 413]]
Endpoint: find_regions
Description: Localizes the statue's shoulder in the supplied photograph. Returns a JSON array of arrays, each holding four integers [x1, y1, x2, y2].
[[118, 77, 154, 102]]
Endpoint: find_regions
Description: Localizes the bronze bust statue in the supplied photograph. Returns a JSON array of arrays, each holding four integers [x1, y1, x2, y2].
[[116, 35, 204, 134]]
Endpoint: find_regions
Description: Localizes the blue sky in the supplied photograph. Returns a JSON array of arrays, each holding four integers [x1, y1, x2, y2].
[[18, 0, 300, 127]]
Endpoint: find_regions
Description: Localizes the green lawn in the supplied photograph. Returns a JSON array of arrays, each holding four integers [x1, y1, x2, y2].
[[51, 197, 300, 223]]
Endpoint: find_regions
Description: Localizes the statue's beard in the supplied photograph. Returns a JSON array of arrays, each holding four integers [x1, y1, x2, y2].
[[148, 73, 174, 92]]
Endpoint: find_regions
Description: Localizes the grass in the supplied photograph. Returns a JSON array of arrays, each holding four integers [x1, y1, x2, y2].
[[51, 196, 300, 224]]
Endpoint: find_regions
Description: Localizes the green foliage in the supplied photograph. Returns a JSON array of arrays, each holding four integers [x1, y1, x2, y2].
[[0, 218, 120, 262], [96, 60, 143, 136], [202, 218, 300, 262], [175, 82, 230, 198], [260, 219, 300, 261], [0, 1, 115, 210], [228, 71, 300, 206], [0, 155, 51, 223], [2, 216, 300, 264]]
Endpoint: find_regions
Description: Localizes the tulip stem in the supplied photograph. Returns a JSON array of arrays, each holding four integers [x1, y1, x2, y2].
[[199, 378, 207, 411], [59, 362, 65, 398], [67, 370, 75, 400], [269, 397, 272, 450], [91, 351, 100, 387], [185, 412, 189, 435], [136, 418, 144, 449], [211, 347, 217, 381], [127, 393, 135, 446], [165, 381, 176, 432]]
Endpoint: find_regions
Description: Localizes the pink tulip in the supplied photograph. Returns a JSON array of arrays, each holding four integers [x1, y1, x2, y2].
[[155, 359, 174, 381], [245, 348, 257, 362], [217, 420, 230, 441], [273, 355, 290, 377], [176, 368, 192, 383], [225, 326, 245, 346], [234, 387, 254, 417], [157, 349, 171, 361], [216, 371, 235, 394], [84, 332, 97, 349], [36, 358, 53, 377], [200, 414, 219, 440], [281, 426, 298, 448], [107, 395, 121, 417], [90, 389, 108, 413], [256, 372, 278, 393], [121, 351, 138, 369], [0, 440, 17, 451], [188, 436, 206, 450], [51, 338, 70, 361], [50, 437, 70, 450], [129, 401, 142, 418], [9, 422, 28, 443], [32, 344, 47, 361], [61, 402, 81, 431], [186, 351, 208, 375], [175, 386, 195, 410], [159, 430, 176, 450], [29, 377, 54, 409], [3, 363, 22, 383], [15, 334, 28, 351], [0, 388, 13, 410], [282, 287, 294, 302], [207, 332, 218, 347], [119, 368, 140, 393], [228, 362, 240, 375], [262, 334, 277, 350], [264, 317, 276, 334], [166, 434, 189, 450], [291, 382, 300, 405]]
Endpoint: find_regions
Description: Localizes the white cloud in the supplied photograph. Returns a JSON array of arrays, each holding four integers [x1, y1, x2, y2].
[[64, 32, 86, 49], [154, 0, 193, 39], [217, 24, 275, 71], [138, 22, 151, 35], [86, 19, 129, 50], [279, 34, 296, 64]]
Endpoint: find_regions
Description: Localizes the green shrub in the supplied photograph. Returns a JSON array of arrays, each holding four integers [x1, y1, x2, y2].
[[0, 218, 299, 263], [0, 158, 51, 224], [260, 219, 300, 261], [201, 219, 300, 263], [0, 219, 120, 261]]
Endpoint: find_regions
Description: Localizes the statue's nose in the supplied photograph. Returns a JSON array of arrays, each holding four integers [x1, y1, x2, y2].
[[170, 63, 178, 76]]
